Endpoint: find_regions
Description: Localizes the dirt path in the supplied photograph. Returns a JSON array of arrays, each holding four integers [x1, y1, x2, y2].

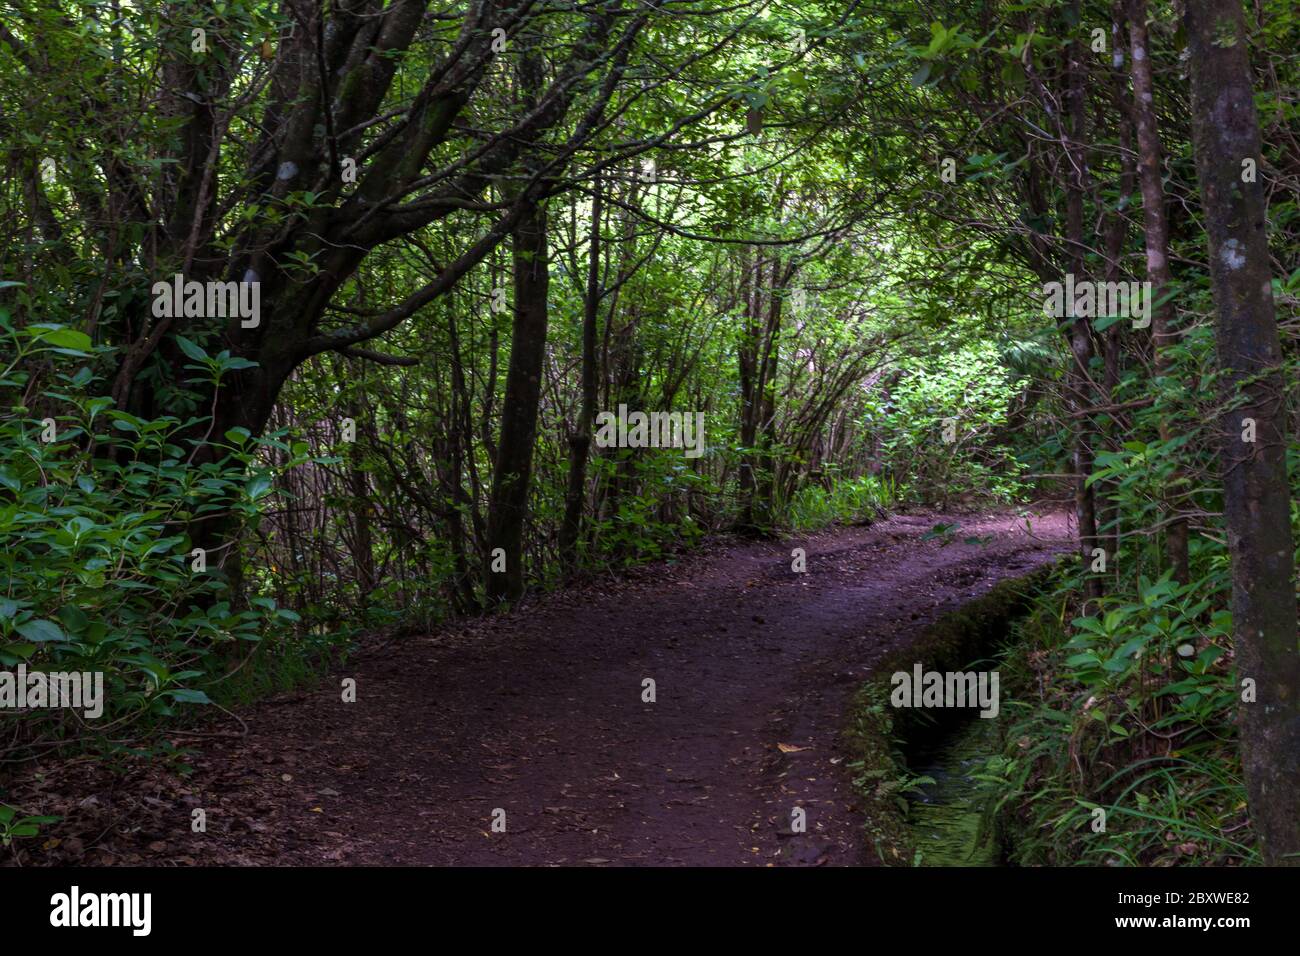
[[21, 509, 1071, 867]]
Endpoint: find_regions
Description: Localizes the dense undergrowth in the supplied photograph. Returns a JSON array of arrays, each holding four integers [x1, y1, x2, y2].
[[980, 551, 1284, 867], [0, 313, 322, 754], [849, 523, 1295, 867], [973, 326, 1300, 866]]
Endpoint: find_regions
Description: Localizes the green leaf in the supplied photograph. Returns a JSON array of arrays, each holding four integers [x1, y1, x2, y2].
[[245, 474, 273, 499], [175, 335, 208, 362], [56, 605, 90, 634], [15, 619, 66, 643], [0, 644, 37, 665], [167, 688, 212, 704], [39, 328, 93, 352]]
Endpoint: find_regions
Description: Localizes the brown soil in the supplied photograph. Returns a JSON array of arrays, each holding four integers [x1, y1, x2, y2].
[[7, 508, 1070, 867]]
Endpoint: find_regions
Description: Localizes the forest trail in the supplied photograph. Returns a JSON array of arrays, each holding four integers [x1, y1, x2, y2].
[[38, 509, 1070, 867]]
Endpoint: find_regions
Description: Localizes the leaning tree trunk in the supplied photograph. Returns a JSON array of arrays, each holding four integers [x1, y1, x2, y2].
[[485, 194, 550, 604], [1185, 0, 1300, 864]]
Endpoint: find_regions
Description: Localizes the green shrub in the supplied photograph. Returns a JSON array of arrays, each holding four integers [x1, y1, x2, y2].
[[787, 474, 897, 530], [981, 568, 1256, 866], [876, 340, 1031, 505], [0, 312, 307, 754]]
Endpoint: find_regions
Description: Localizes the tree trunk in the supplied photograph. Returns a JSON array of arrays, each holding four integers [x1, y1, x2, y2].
[[347, 419, 375, 598], [754, 256, 788, 524], [1063, 10, 1103, 606], [1097, 0, 1134, 575], [1185, 0, 1300, 864], [559, 177, 602, 570], [485, 195, 550, 604], [1128, 0, 1189, 584], [736, 248, 761, 530], [446, 303, 484, 612]]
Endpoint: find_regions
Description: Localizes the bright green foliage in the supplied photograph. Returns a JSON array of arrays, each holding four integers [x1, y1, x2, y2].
[[0, 312, 305, 750], [876, 340, 1032, 505], [787, 474, 897, 530]]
